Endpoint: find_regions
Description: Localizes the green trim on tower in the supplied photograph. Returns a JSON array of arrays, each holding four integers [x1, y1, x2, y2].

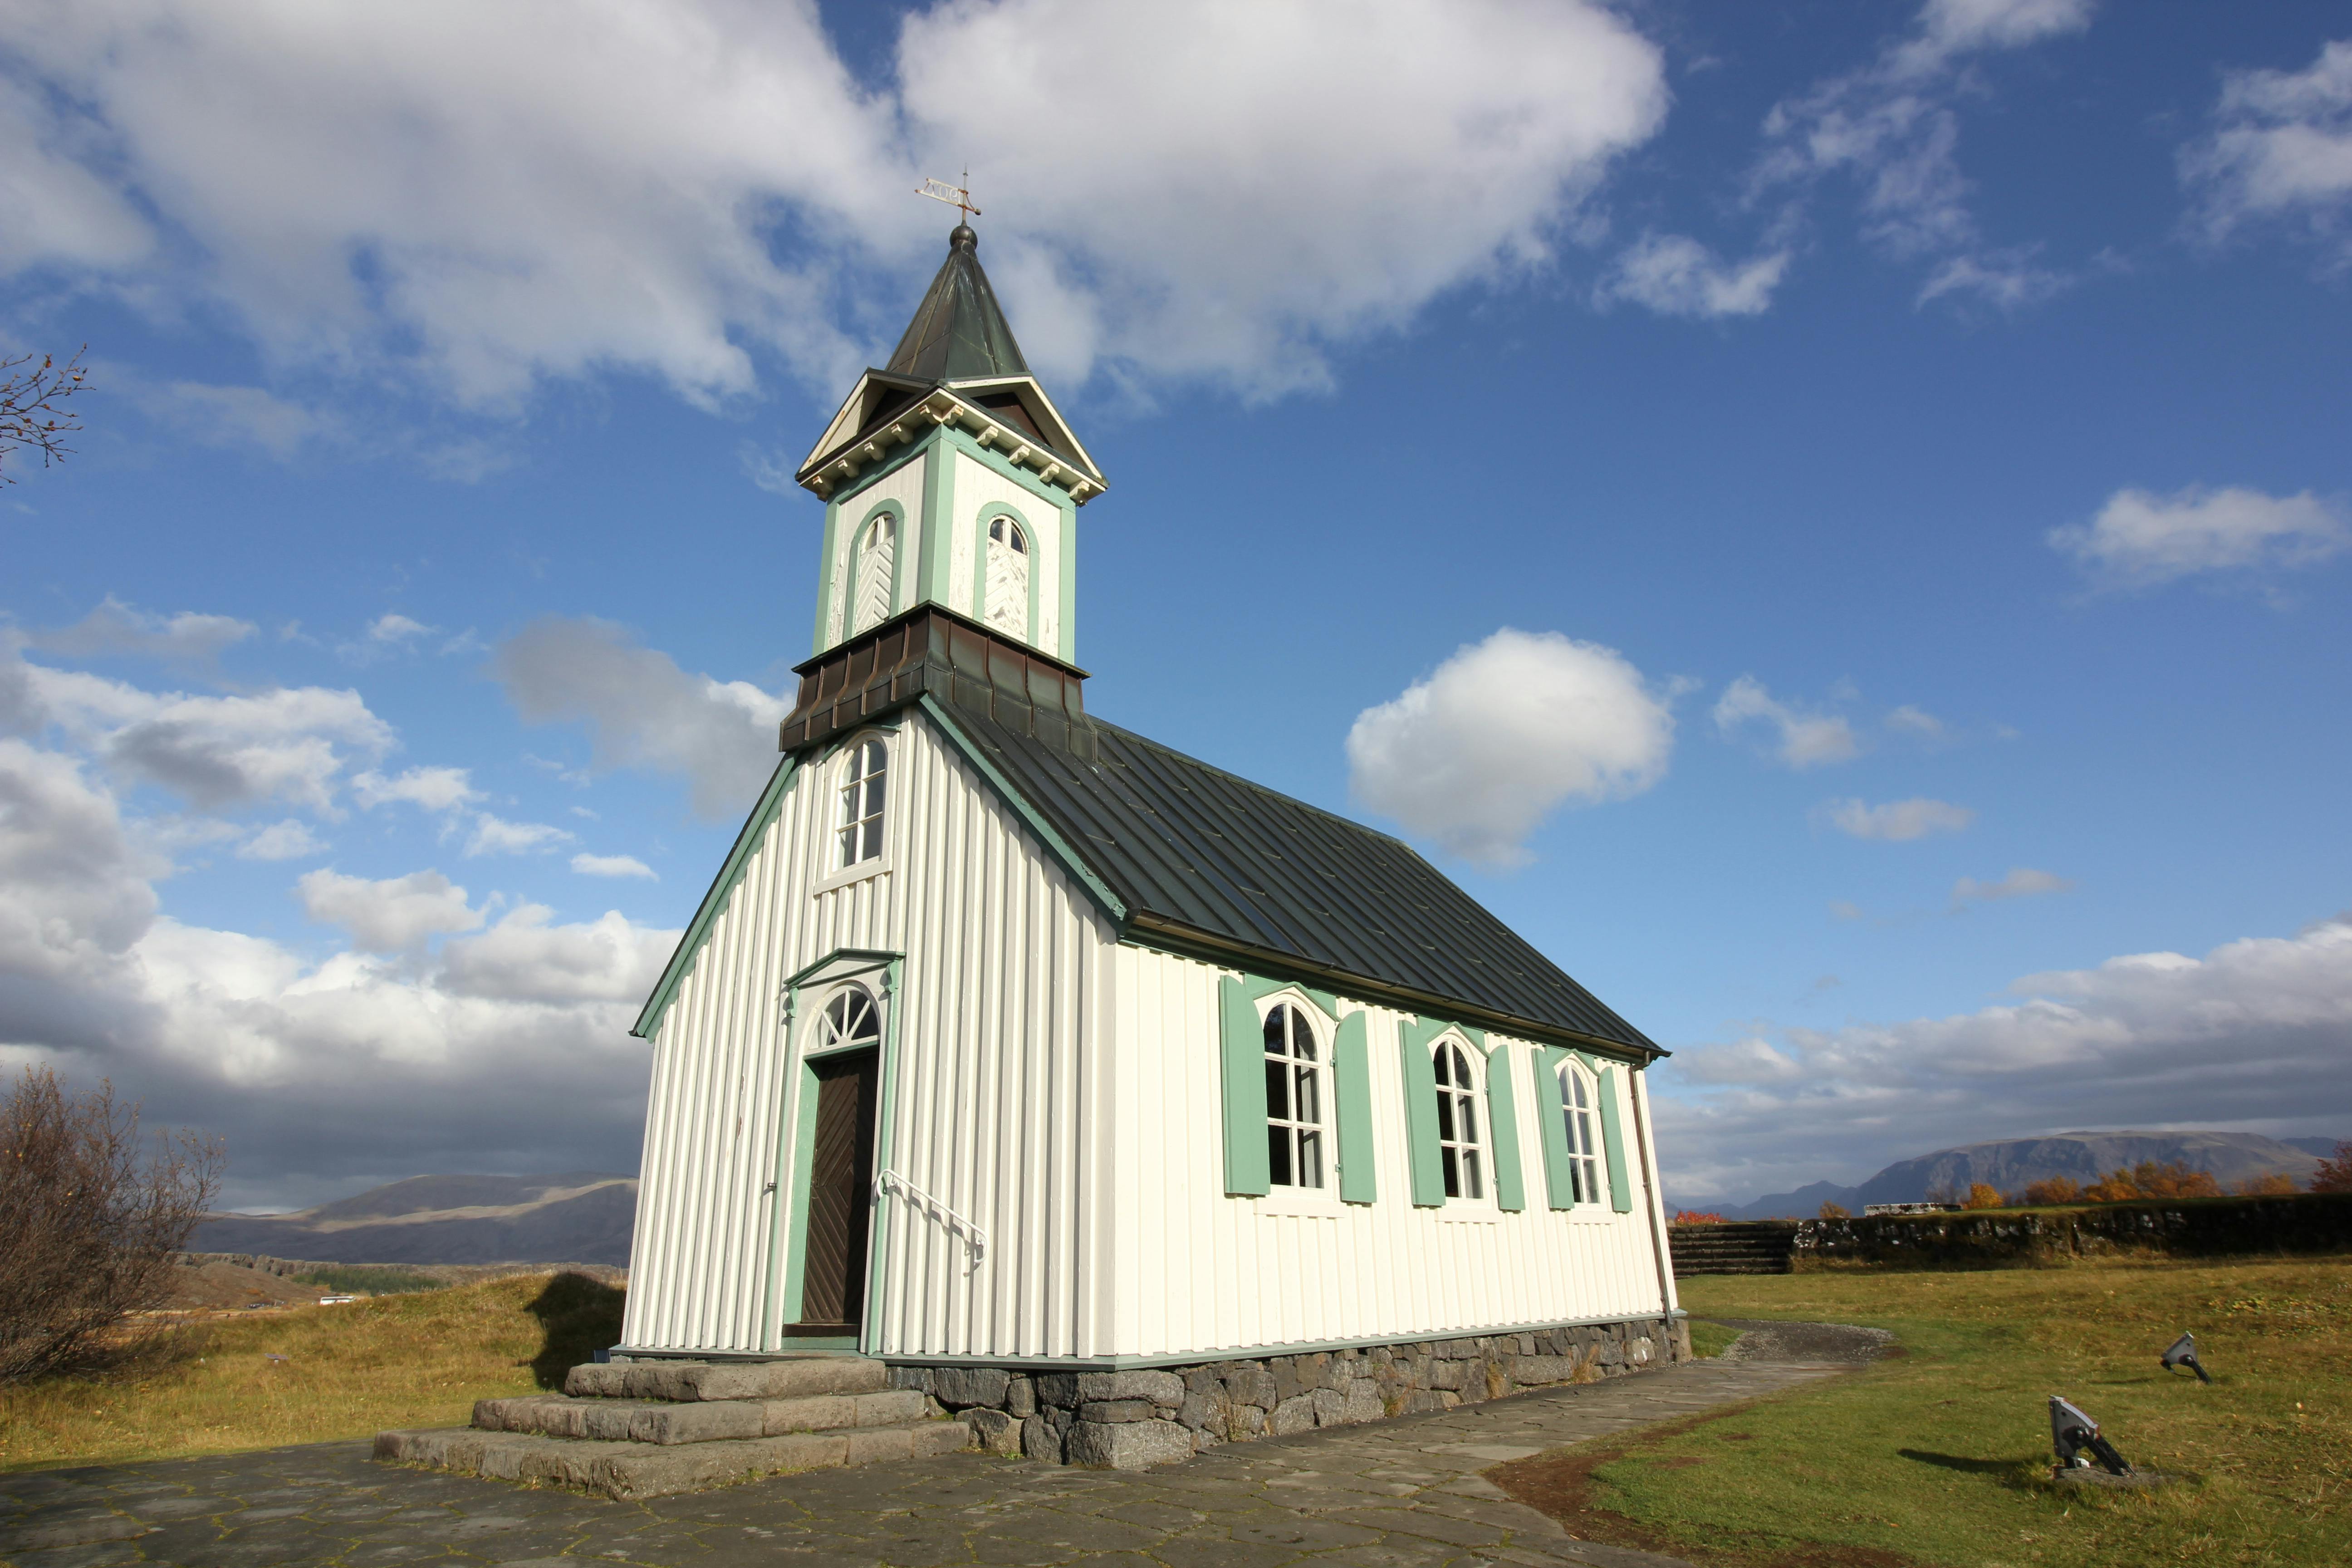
[[1484, 1039, 1526, 1212], [1057, 495, 1078, 662], [632, 756, 800, 1040], [812, 497, 843, 656], [1333, 1010, 1377, 1205], [918, 429, 955, 606]]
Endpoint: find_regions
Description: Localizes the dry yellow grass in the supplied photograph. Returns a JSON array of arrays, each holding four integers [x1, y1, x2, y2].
[[0, 1271, 622, 1472]]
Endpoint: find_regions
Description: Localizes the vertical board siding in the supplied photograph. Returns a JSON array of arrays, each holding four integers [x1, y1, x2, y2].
[[1109, 946, 1671, 1359], [621, 713, 1115, 1359]]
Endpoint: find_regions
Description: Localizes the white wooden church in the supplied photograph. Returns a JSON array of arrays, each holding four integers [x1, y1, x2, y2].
[[618, 224, 1685, 1463]]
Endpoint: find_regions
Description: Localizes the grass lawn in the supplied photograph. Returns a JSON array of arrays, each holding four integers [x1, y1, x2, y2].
[[1497, 1254, 2351, 1568], [0, 1272, 622, 1472]]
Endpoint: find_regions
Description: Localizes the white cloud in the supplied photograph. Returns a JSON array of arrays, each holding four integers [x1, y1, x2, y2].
[[1886, 704, 1944, 736], [1754, 0, 2092, 295], [2181, 39, 2352, 267], [1953, 866, 2072, 903], [368, 614, 434, 644], [351, 765, 480, 813], [1916, 249, 2069, 308], [295, 867, 484, 952], [1346, 628, 1674, 869], [32, 596, 257, 665], [437, 905, 670, 1003], [495, 617, 785, 821], [465, 813, 575, 857], [1597, 234, 1790, 318], [125, 378, 341, 459], [236, 818, 326, 862], [2049, 485, 2350, 588], [1655, 908, 2352, 1205], [16, 657, 392, 813], [1823, 796, 1975, 840], [0, 668, 671, 1205], [1712, 676, 1859, 768], [2, 0, 1669, 409], [572, 852, 655, 880]]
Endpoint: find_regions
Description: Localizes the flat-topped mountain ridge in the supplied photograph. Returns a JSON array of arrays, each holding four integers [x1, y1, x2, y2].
[[1726, 1131, 2328, 1220], [193, 1172, 636, 1264]]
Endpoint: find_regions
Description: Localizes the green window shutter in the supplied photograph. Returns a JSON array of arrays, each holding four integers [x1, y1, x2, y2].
[[1597, 1064, 1634, 1213], [1485, 1042, 1525, 1211], [1333, 1011, 1376, 1204], [1218, 976, 1270, 1196], [1397, 1017, 1446, 1206], [1532, 1046, 1577, 1209]]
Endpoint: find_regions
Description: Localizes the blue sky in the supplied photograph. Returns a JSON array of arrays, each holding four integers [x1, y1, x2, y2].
[[4, 0, 2348, 1210]]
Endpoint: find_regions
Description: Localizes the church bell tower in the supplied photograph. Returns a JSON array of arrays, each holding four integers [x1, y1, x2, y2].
[[791, 225, 1106, 666]]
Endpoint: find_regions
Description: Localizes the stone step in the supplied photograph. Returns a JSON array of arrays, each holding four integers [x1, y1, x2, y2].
[[375, 1417, 973, 1501], [472, 1388, 926, 1444], [562, 1355, 889, 1403]]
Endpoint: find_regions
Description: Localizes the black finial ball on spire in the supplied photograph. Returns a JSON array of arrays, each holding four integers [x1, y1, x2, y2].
[[950, 224, 978, 251]]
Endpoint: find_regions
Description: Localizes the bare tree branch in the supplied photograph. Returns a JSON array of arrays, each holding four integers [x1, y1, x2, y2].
[[0, 1066, 225, 1382], [0, 347, 89, 483]]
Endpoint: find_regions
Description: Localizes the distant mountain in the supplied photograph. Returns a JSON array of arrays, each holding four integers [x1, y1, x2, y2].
[[2281, 1136, 2344, 1157], [193, 1173, 636, 1264], [1725, 1132, 2325, 1220]]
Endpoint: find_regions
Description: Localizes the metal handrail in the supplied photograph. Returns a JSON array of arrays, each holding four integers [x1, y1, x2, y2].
[[877, 1169, 986, 1265]]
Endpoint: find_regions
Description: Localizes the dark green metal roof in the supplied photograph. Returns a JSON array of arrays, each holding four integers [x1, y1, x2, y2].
[[887, 225, 1030, 383], [929, 692, 1660, 1058]]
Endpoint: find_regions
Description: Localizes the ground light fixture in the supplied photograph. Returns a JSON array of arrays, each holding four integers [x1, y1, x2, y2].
[[2049, 1396, 2133, 1476], [2161, 1331, 2212, 1383]]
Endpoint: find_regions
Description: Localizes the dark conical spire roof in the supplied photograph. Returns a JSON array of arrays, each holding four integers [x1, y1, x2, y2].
[[887, 225, 1029, 383]]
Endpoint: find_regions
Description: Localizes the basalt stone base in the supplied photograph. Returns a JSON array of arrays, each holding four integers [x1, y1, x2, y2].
[[891, 1313, 1688, 1471], [375, 1355, 973, 1499], [375, 1420, 971, 1501]]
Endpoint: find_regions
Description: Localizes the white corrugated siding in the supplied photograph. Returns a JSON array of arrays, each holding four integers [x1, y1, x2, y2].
[[1108, 946, 1673, 1359], [622, 712, 1116, 1358]]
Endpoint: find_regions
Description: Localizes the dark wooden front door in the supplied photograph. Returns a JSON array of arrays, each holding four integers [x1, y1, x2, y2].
[[794, 1048, 878, 1333]]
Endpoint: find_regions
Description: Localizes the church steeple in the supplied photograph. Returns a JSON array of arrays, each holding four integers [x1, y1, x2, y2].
[[791, 226, 1106, 669], [886, 225, 1030, 382]]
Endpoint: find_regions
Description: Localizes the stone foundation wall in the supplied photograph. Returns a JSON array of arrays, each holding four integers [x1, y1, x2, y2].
[[889, 1315, 1690, 1469]]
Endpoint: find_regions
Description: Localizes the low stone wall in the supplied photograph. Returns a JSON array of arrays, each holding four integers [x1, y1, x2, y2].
[[889, 1314, 1689, 1468], [1796, 1192, 2352, 1269]]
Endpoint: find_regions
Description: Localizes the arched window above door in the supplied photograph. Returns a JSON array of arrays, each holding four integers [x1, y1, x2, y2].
[[817, 984, 882, 1051]]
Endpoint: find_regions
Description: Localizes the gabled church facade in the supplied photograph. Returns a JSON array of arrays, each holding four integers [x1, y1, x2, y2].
[[620, 225, 1686, 1467]]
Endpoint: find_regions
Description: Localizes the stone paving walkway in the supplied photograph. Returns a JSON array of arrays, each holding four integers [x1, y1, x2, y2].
[[1, 1356, 1847, 1568]]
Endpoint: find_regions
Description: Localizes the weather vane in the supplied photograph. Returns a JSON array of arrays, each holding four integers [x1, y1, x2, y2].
[[916, 171, 980, 223]]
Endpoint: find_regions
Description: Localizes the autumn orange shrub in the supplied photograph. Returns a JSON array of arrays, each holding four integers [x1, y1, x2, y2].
[[2235, 1173, 2300, 1196], [2021, 1175, 2081, 1206], [2082, 1161, 2223, 1203], [1672, 1210, 1726, 1225], [1817, 1200, 1850, 1220], [2312, 1142, 2352, 1194], [1961, 1183, 2004, 1209]]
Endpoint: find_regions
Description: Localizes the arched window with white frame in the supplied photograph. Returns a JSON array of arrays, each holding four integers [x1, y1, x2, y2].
[[817, 983, 883, 1051], [853, 513, 896, 633], [983, 513, 1029, 636], [835, 736, 887, 869], [1433, 1039, 1484, 1200], [1556, 1061, 1602, 1204], [1263, 1003, 1324, 1189]]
